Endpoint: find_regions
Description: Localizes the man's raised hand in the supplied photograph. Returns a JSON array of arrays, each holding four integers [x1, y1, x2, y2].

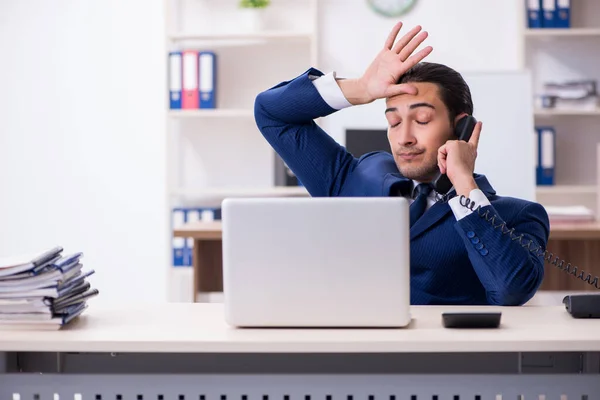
[[359, 22, 432, 103]]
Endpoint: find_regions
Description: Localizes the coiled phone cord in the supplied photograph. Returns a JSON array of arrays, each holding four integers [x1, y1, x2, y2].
[[445, 194, 600, 290]]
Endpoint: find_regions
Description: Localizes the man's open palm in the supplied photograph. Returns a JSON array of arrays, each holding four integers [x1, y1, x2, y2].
[[360, 22, 433, 102]]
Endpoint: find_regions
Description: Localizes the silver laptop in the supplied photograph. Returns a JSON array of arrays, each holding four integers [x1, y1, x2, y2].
[[221, 196, 411, 328]]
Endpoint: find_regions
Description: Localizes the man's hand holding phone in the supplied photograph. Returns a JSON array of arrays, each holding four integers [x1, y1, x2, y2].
[[437, 120, 483, 197]]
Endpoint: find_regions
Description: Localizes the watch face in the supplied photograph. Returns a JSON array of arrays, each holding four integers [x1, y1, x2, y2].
[[367, 0, 418, 17]]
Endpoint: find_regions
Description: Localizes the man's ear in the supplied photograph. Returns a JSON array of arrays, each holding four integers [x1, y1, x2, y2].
[[453, 112, 469, 127]]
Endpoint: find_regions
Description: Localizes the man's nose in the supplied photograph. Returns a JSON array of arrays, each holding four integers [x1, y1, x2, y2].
[[396, 123, 416, 146]]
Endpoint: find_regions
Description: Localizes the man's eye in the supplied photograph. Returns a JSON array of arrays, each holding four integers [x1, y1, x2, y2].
[[390, 122, 400, 128], [416, 120, 429, 125]]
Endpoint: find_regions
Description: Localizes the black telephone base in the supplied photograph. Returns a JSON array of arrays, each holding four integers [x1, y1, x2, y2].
[[563, 294, 600, 318]]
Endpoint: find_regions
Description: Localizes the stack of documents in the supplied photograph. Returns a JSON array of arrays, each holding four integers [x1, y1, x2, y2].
[[545, 205, 595, 223], [537, 80, 598, 111], [0, 246, 98, 330]]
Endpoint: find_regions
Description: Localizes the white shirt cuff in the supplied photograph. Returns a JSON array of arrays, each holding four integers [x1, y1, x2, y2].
[[449, 188, 491, 221], [311, 71, 353, 110]]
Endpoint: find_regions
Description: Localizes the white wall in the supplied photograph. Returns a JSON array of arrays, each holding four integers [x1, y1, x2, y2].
[[0, 0, 168, 305], [318, 0, 523, 80]]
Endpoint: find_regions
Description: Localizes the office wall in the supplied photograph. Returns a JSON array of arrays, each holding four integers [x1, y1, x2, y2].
[[318, 0, 523, 80], [0, 0, 168, 305], [316, 0, 524, 143]]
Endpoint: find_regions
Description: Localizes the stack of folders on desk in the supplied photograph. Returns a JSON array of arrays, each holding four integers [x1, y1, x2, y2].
[[0, 246, 98, 330]]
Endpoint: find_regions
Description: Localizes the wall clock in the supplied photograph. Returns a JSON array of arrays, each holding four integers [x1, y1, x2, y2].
[[367, 0, 418, 17]]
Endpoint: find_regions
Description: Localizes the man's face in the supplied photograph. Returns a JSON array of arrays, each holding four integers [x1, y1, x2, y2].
[[384, 82, 454, 182]]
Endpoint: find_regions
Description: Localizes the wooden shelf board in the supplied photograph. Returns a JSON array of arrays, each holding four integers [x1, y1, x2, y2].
[[169, 31, 313, 42], [172, 186, 308, 197], [174, 219, 600, 241], [534, 108, 600, 116], [174, 221, 222, 240], [525, 28, 600, 37], [548, 221, 600, 240], [171, 186, 309, 207], [536, 185, 597, 195]]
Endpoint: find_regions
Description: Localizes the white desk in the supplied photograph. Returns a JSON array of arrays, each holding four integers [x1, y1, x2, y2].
[[1, 303, 599, 400]]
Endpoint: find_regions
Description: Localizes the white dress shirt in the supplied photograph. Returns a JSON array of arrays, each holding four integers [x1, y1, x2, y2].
[[310, 72, 492, 221]]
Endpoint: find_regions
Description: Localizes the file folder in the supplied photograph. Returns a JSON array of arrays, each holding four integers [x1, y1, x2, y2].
[[542, 0, 556, 28], [534, 127, 540, 184], [172, 208, 186, 267], [183, 208, 201, 267], [199, 51, 217, 109], [172, 208, 185, 232], [538, 126, 555, 185], [182, 50, 199, 109], [172, 237, 185, 266], [168, 51, 182, 109], [185, 238, 194, 267], [555, 0, 570, 28], [527, 0, 543, 28]]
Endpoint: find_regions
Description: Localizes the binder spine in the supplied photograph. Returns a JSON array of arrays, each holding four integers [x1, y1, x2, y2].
[[171, 208, 186, 267], [199, 51, 216, 109], [527, 0, 543, 28], [168, 52, 182, 109], [555, 0, 570, 28], [537, 126, 555, 185], [542, 0, 556, 28], [182, 50, 199, 109], [534, 127, 540, 185]]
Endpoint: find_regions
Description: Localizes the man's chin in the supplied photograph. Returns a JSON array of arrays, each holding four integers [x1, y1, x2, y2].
[[397, 164, 439, 182]]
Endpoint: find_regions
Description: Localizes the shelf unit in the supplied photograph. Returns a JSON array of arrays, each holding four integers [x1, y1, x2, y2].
[[163, 0, 319, 301], [520, 1, 600, 292], [520, 0, 600, 218], [164, 0, 319, 198]]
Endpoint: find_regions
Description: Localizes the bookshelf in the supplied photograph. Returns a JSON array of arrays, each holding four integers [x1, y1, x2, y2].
[[163, 0, 319, 301], [164, 0, 319, 194], [521, 0, 600, 218], [520, 1, 600, 292]]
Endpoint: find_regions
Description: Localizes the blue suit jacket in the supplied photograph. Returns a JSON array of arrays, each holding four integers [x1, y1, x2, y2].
[[254, 68, 550, 306]]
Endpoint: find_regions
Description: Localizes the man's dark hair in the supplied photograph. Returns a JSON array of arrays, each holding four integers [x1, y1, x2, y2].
[[398, 62, 474, 124]]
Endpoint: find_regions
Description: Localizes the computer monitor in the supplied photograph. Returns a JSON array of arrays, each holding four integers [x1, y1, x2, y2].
[[345, 129, 390, 158]]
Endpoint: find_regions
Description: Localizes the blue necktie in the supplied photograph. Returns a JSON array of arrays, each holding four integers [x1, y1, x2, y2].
[[410, 183, 433, 227]]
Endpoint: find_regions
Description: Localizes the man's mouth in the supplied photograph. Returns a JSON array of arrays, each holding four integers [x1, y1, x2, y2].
[[398, 151, 424, 160]]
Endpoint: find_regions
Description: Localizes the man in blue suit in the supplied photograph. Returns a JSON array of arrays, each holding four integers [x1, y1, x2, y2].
[[253, 22, 550, 306]]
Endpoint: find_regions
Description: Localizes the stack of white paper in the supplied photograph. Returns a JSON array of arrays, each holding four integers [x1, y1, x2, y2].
[[544, 205, 595, 222], [0, 247, 98, 330]]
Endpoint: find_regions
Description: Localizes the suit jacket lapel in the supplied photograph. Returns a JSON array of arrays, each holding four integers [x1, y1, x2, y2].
[[410, 199, 452, 240]]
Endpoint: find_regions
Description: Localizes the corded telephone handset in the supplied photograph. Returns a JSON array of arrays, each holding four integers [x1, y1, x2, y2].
[[432, 115, 478, 195], [435, 115, 600, 319]]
